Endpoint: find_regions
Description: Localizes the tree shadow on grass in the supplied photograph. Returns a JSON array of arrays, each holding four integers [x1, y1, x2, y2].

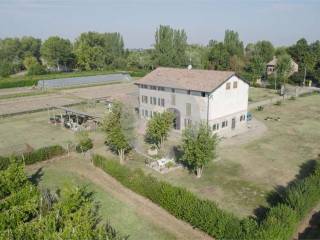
[[28, 167, 44, 186], [253, 159, 318, 222], [298, 211, 320, 240]]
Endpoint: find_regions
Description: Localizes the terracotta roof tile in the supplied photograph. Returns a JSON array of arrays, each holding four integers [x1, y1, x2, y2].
[[135, 67, 235, 92]]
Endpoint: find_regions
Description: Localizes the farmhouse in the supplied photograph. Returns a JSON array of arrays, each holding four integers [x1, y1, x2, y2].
[[135, 67, 249, 137], [266, 56, 299, 76]]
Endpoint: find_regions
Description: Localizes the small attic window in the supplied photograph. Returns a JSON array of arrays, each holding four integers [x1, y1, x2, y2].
[[201, 92, 206, 97]]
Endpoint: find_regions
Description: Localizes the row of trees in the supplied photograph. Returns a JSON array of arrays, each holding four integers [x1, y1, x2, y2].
[[0, 32, 126, 77], [2, 26, 319, 85]]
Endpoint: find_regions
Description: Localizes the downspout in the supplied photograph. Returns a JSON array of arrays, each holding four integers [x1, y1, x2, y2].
[[207, 93, 210, 127]]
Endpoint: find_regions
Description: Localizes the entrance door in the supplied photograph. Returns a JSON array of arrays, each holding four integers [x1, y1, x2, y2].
[[231, 118, 236, 130]]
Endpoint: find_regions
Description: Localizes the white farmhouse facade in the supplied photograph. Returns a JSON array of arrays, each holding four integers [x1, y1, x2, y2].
[[135, 67, 249, 137]]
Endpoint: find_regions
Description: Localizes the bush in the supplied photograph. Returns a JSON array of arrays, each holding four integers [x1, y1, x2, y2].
[[289, 96, 296, 100], [76, 138, 93, 153], [256, 105, 264, 111], [0, 62, 14, 77], [92, 154, 242, 239], [26, 64, 47, 76], [274, 100, 282, 106], [0, 145, 66, 170]]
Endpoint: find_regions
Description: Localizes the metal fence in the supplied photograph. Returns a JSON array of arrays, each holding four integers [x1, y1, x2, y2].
[[37, 73, 131, 89]]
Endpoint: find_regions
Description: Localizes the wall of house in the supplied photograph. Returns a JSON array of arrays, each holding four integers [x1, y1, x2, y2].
[[208, 75, 249, 137], [137, 75, 249, 137], [138, 86, 208, 129]]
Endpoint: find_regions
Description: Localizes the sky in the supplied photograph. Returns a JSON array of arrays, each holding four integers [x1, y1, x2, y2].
[[0, 0, 319, 49]]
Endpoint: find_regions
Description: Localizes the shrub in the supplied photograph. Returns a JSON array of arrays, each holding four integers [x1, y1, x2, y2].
[[274, 100, 282, 106], [256, 105, 264, 111], [76, 138, 93, 153], [0, 62, 14, 77], [289, 96, 296, 100], [0, 145, 66, 170], [26, 64, 47, 76]]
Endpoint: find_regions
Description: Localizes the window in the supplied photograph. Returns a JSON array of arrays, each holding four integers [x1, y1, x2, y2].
[[187, 90, 191, 95], [161, 98, 165, 107], [186, 103, 191, 116], [240, 114, 246, 122], [171, 94, 176, 105], [142, 95, 148, 104], [226, 82, 231, 90], [213, 123, 219, 131], [171, 88, 175, 93], [184, 119, 192, 127], [153, 97, 157, 105], [201, 92, 206, 97], [233, 81, 238, 88], [222, 120, 228, 128], [150, 86, 157, 90], [145, 110, 148, 117], [158, 87, 165, 91], [158, 98, 161, 106]]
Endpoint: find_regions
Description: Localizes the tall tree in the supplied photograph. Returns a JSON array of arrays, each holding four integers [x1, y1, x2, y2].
[[145, 111, 174, 149], [74, 32, 125, 70], [276, 53, 293, 85], [254, 40, 275, 63], [101, 102, 135, 164], [224, 29, 244, 57], [40, 36, 74, 70], [207, 40, 230, 70], [181, 123, 218, 178], [20, 36, 41, 60], [154, 25, 187, 67]]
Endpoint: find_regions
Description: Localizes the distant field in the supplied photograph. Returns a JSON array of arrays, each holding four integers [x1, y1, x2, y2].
[[0, 69, 148, 89], [127, 94, 320, 217]]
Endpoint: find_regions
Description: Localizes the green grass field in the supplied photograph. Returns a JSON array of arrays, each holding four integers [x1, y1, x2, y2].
[[26, 157, 175, 240], [127, 94, 320, 217], [0, 111, 75, 155], [249, 87, 278, 102]]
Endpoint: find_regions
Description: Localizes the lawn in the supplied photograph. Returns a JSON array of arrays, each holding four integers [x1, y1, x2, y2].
[[26, 156, 175, 240], [0, 111, 75, 155], [249, 87, 278, 102], [127, 94, 320, 217]]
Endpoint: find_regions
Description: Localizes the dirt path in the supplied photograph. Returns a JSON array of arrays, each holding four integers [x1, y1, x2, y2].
[[26, 156, 213, 240]]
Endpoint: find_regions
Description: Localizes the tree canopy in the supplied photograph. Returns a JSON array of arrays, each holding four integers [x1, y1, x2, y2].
[[181, 123, 218, 178]]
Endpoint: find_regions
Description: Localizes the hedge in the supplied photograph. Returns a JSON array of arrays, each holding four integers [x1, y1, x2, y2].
[[0, 145, 66, 170], [92, 154, 320, 240]]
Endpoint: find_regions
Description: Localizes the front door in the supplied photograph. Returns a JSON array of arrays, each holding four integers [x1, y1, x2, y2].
[[232, 118, 236, 130]]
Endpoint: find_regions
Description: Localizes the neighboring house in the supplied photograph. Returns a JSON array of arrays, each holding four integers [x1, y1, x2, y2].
[[266, 56, 299, 76], [135, 67, 249, 137]]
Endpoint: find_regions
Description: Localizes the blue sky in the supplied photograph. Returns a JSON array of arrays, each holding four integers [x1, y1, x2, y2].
[[0, 0, 319, 48]]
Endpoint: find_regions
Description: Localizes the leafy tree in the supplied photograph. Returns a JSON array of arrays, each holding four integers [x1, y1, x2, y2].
[[154, 25, 188, 67], [276, 53, 292, 85], [145, 111, 173, 149], [229, 55, 245, 73], [224, 29, 244, 57], [23, 56, 38, 70], [20, 36, 41, 60], [181, 123, 218, 178], [243, 55, 265, 83], [40, 36, 74, 70], [74, 32, 125, 70], [101, 102, 135, 164], [186, 44, 208, 69], [0, 61, 14, 77], [254, 40, 275, 63], [207, 41, 230, 70]]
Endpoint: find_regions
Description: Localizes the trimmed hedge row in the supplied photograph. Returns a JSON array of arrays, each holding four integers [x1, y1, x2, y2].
[[0, 145, 66, 170], [92, 154, 243, 239], [92, 154, 320, 240]]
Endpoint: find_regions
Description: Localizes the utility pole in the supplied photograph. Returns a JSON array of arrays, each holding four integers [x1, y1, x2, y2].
[[303, 67, 306, 87]]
